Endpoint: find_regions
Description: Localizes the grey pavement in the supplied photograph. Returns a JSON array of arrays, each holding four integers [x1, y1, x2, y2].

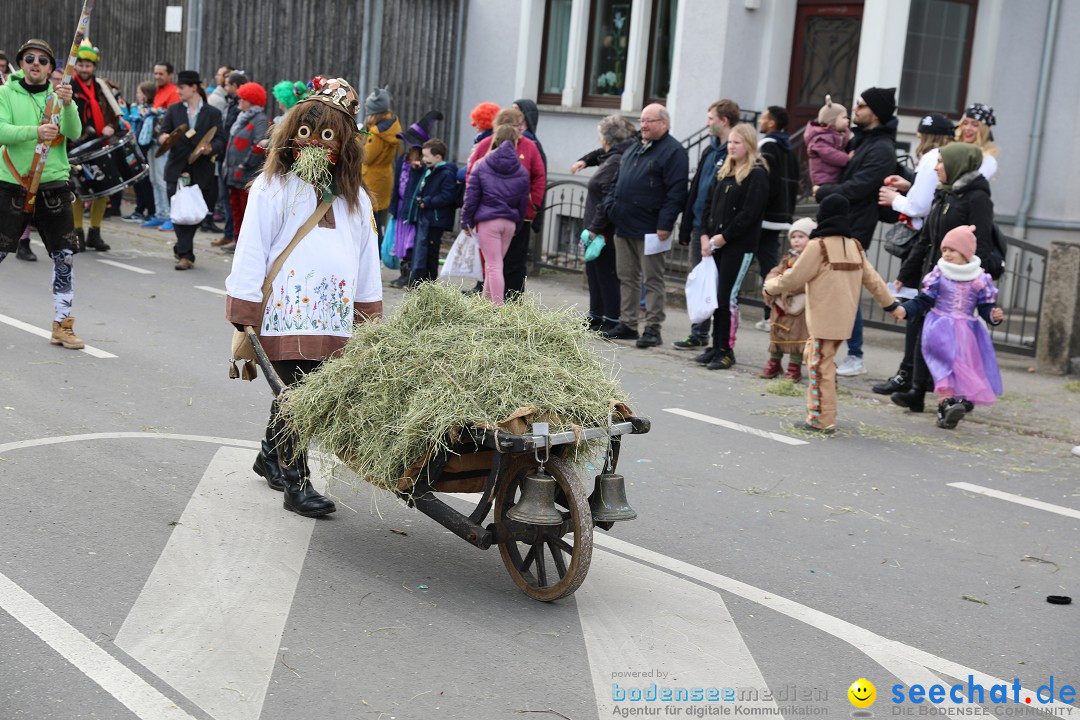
[[1, 214, 1078, 720]]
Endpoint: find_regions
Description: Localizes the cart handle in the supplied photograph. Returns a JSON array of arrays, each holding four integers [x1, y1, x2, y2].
[[245, 326, 287, 397]]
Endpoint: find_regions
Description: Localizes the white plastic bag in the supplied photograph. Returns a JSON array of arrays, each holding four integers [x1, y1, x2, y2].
[[438, 230, 484, 281], [685, 258, 719, 324], [169, 184, 208, 225]]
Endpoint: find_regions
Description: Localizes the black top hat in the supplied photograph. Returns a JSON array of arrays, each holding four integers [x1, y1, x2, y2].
[[176, 70, 202, 87], [398, 110, 444, 147]]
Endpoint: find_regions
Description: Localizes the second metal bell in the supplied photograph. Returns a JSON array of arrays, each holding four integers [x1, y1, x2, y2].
[[589, 472, 638, 522]]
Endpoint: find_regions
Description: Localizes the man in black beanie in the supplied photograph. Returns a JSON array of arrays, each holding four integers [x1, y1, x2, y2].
[[812, 86, 901, 378]]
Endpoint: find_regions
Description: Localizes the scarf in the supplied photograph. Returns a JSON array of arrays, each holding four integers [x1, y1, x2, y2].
[[231, 106, 261, 138], [74, 74, 105, 137], [938, 255, 982, 281], [937, 143, 982, 192]]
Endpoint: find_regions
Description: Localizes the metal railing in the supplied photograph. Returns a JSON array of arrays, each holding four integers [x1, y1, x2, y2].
[[535, 177, 1046, 355]]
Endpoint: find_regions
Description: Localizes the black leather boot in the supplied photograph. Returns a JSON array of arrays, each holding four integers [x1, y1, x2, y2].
[[86, 227, 111, 251], [890, 388, 926, 413], [278, 446, 336, 517], [16, 238, 36, 261], [872, 368, 910, 395], [252, 430, 285, 491]]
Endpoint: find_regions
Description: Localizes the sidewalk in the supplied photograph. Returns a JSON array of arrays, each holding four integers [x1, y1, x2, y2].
[[56, 216, 1080, 448], [522, 268, 1080, 447]]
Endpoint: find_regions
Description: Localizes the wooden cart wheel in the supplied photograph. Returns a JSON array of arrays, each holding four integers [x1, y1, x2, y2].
[[495, 455, 593, 602]]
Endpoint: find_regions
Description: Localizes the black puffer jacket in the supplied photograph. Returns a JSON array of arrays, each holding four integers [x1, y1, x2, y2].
[[603, 132, 689, 240], [815, 117, 899, 248], [704, 165, 770, 253], [898, 171, 995, 288], [584, 138, 634, 238]]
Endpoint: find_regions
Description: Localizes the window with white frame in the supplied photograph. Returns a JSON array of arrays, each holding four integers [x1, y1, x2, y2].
[[538, 0, 678, 109]]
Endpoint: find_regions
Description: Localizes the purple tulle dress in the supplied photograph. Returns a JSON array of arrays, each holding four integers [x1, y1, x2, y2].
[[391, 165, 417, 259], [920, 267, 1003, 405]]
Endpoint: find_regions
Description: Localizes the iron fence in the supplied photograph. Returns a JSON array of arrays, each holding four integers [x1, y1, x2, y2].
[[536, 179, 1047, 356]]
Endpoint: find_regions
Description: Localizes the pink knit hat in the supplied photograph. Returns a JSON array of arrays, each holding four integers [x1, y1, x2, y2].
[[941, 225, 976, 262]]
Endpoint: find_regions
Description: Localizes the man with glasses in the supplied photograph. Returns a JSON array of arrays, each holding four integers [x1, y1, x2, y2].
[[814, 86, 898, 377], [602, 103, 688, 349], [0, 38, 87, 349]]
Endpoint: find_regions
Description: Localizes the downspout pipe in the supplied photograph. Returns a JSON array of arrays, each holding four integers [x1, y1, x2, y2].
[[449, 0, 467, 157], [1014, 0, 1060, 240], [359, 0, 372, 98], [371, 0, 385, 91], [184, 0, 203, 75]]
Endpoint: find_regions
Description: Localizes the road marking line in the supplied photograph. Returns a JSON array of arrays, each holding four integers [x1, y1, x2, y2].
[[594, 534, 1072, 714], [116, 446, 324, 720], [947, 482, 1080, 520], [96, 258, 155, 274], [442, 490, 1054, 712], [663, 407, 808, 446], [0, 571, 198, 720], [0, 312, 117, 359], [0, 432, 259, 455], [194, 285, 227, 296], [577, 551, 778, 714]]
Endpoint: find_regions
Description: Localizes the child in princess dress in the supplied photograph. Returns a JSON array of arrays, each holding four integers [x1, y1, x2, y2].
[[893, 225, 1004, 429]]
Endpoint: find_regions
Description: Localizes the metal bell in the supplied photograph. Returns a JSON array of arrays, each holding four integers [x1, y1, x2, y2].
[[506, 473, 564, 526], [589, 473, 638, 522]]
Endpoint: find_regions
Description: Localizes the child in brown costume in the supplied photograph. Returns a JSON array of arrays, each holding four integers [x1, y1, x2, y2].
[[760, 217, 815, 381], [764, 195, 898, 432]]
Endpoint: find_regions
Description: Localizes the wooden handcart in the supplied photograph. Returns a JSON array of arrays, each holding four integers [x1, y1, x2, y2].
[[247, 327, 650, 601]]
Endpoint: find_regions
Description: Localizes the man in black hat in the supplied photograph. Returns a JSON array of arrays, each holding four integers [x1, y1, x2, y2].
[[0, 39, 88, 349], [157, 69, 224, 270], [813, 86, 900, 378]]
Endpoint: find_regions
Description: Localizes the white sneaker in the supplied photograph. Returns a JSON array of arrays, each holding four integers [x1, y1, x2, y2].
[[1072, 446, 1080, 458], [835, 355, 866, 377], [754, 319, 770, 332]]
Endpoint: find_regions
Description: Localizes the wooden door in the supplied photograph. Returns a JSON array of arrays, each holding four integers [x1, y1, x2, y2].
[[787, 1, 864, 132]]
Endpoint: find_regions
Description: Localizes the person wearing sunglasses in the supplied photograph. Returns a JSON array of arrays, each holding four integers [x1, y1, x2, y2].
[[0, 38, 87, 350]]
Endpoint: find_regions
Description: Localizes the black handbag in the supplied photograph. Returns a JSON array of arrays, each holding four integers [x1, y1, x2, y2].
[[884, 222, 918, 258]]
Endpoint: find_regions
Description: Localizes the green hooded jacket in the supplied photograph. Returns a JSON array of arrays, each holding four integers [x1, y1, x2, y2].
[[0, 69, 82, 186]]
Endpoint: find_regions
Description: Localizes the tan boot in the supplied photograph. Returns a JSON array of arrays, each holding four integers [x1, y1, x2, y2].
[[50, 317, 85, 350]]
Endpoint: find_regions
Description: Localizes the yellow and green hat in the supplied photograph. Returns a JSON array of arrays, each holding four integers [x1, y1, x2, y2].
[[76, 40, 99, 64]]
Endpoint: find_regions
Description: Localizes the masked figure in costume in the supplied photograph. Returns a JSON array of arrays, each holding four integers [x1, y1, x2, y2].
[[224, 76, 383, 517]]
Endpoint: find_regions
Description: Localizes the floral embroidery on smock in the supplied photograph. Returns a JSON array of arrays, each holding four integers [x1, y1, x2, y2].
[[263, 268, 355, 334]]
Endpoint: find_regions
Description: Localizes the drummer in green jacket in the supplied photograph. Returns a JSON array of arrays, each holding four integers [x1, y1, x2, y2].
[[0, 38, 86, 350]]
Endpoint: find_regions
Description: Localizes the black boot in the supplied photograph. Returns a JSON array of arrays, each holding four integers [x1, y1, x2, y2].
[[872, 368, 910, 395], [278, 447, 336, 517], [16, 238, 36, 261], [891, 388, 926, 413], [74, 228, 86, 253], [252, 432, 285, 491], [85, 227, 111, 251], [936, 398, 967, 429]]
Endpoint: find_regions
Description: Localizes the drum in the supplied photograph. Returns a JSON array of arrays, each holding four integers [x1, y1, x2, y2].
[[69, 132, 149, 199]]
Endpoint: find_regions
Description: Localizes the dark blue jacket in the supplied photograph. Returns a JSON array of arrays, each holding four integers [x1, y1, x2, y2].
[[460, 141, 530, 230], [409, 161, 459, 229], [604, 132, 689, 241]]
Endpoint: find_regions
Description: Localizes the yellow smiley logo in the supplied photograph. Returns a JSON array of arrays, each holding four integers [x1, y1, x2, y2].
[[848, 678, 876, 708]]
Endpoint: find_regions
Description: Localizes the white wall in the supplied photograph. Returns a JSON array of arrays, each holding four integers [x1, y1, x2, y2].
[[456, 0, 524, 164]]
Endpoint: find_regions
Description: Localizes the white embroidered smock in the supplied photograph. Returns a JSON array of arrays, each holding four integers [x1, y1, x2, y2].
[[225, 173, 382, 360]]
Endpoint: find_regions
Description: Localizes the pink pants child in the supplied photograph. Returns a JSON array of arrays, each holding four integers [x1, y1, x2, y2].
[[475, 217, 516, 305]]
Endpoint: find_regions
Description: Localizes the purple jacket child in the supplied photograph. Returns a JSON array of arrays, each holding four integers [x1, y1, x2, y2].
[[805, 121, 850, 186], [461, 140, 531, 231]]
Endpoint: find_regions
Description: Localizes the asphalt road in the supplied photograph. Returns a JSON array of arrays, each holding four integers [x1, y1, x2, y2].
[[1, 224, 1077, 720]]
